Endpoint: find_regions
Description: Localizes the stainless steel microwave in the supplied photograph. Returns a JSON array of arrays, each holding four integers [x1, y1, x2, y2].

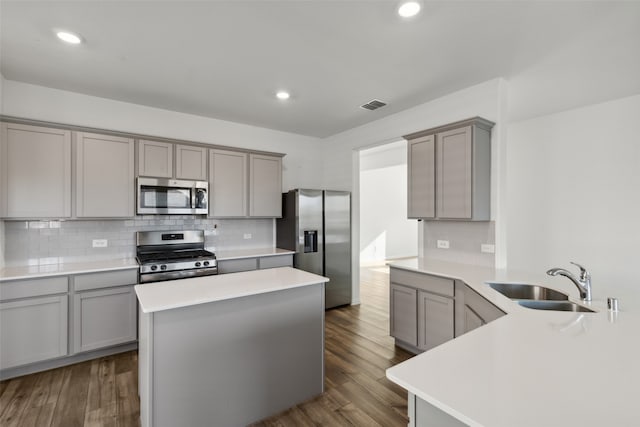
[[137, 177, 208, 215]]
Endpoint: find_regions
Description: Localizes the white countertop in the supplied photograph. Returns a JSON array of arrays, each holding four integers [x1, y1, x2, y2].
[[386, 258, 640, 427], [135, 266, 328, 313], [0, 258, 138, 282], [0, 248, 294, 282], [214, 247, 295, 261]]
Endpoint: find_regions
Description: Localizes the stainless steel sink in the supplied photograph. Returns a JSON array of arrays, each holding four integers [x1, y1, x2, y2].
[[517, 300, 595, 313], [488, 282, 569, 301]]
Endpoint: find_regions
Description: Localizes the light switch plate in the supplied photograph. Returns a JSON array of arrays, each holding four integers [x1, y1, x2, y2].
[[436, 240, 450, 249], [243, 233, 252, 239], [481, 244, 495, 253], [92, 239, 108, 248]]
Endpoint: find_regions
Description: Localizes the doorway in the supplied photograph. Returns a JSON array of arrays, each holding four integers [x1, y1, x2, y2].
[[359, 140, 418, 274]]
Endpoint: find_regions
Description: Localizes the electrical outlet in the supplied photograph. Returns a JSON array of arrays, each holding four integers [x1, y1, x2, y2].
[[436, 240, 450, 249], [92, 239, 108, 248], [243, 233, 252, 239], [481, 244, 495, 254]]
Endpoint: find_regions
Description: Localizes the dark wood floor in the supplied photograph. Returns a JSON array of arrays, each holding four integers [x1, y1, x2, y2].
[[0, 265, 413, 426]]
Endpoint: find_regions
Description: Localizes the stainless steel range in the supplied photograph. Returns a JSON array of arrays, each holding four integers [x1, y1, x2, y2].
[[136, 230, 217, 283]]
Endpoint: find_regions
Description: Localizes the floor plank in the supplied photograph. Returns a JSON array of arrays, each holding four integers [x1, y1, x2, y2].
[[0, 264, 414, 426]]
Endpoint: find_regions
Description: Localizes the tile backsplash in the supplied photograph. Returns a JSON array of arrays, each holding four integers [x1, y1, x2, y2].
[[3, 216, 274, 267], [423, 221, 495, 267]]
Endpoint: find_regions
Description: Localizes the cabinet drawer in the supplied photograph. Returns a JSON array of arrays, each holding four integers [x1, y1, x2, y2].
[[74, 269, 138, 292], [218, 258, 258, 274], [390, 268, 454, 297], [0, 276, 68, 301], [464, 284, 505, 323], [259, 255, 293, 269]]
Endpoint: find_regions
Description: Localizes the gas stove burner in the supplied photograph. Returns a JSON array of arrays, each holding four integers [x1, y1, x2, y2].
[[136, 230, 218, 284]]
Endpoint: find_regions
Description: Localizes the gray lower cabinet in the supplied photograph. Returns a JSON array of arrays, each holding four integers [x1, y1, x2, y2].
[[391, 268, 503, 353], [0, 276, 69, 370], [73, 269, 138, 353], [0, 294, 68, 369], [0, 268, 139, 378], [454, 281, 505, 337], [73, 285, 137, 353], [463, 305, 484, 334], [390, 284, 418, 346], [217, 257, 259, 274], [218, 254, 293, 274], [258, 254, 294, 269], [417, 290, 454, 351], [390, 268, 455, 351]]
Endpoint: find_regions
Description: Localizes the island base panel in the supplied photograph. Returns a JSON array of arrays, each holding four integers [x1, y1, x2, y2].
[[410, 392, 469, 427], [143, 283, 324, 427]]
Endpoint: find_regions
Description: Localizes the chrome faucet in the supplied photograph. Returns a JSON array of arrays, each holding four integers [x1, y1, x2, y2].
[[546, 262, 592, 301]]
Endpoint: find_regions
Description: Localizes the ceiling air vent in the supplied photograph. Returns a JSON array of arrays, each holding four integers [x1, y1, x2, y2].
[[360, 99, 387, 111]]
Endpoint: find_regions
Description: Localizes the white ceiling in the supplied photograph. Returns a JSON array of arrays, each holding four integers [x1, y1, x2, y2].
[[1, 1, 639, 138]]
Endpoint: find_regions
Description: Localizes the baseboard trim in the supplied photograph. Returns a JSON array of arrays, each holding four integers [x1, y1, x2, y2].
[[1, 342, 138, 381]]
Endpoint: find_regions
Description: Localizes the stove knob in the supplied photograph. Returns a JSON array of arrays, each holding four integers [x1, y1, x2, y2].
[[203, 261, 210, 266], [195, 262, 202, 267], [160, 265, 167, 271], [151, 265, 158, 271]]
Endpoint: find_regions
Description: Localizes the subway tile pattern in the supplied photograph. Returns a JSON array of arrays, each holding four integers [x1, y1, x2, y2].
[[423, 221, 495, 267], [3, 216, 274, 267]]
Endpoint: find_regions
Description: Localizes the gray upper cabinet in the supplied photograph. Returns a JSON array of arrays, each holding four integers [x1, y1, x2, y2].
[[405, 117, 493, 221], [209, 150, 283, 218], [407, 135, 435, 219], [209, 149, 247, 217], [139, 140, 208, 180], [76, 132, 135, 218], [0, 123, 71, 218], [138, 139, 173, 178], [175, 144, 207, 180], [249, 153, 282, 217], [437, 127, 473, 219]]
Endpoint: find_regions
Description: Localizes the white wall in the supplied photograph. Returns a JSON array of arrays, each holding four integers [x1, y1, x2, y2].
[[1, 80, 324, 192], [321, 78, 503, 191], [506, 94, 640, 307], [360, 142, 417, 264]]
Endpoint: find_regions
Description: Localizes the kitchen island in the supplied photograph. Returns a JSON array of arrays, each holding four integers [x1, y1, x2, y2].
[[135, 266, 329, 427], [386, 259, 640, 427]]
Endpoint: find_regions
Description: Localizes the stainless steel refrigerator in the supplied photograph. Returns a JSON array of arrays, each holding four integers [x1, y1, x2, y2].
[[276, 189, 351, 309]]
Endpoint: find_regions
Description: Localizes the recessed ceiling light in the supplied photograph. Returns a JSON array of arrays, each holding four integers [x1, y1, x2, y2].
[[56, 31, 82, 44], [276, 91, 290, 100], [398, 1, 421, 18]]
